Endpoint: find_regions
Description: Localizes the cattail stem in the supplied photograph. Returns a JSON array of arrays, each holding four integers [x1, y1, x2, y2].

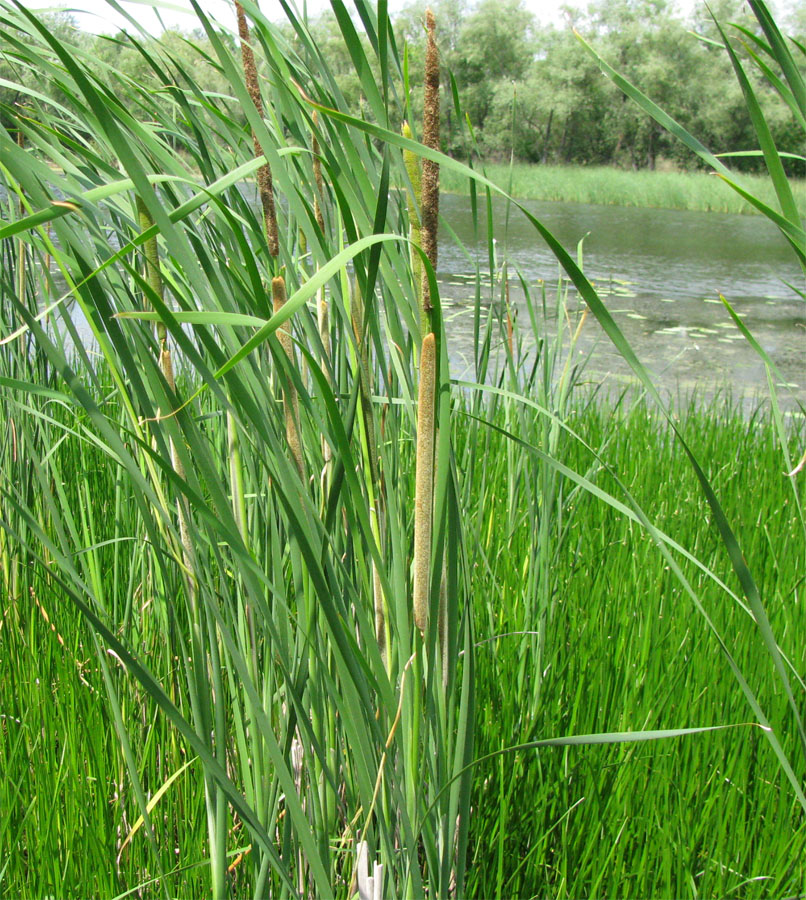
[[313, 113, 332, 474], [413, 333, 436, 632], [351, 282, 387, 663], [505, 275, 514, 360], [318, 295, 332, 469], [16, 129, 26, 317]]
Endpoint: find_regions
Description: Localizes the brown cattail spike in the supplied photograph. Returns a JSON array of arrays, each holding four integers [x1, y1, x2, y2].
[[402, 121, 426, 336], [413, 333, 437, 632], [272, 276, 305, 478], [421, 9, 440, 316], [312, 110, 325, 234], [236, 1, 280, 259]]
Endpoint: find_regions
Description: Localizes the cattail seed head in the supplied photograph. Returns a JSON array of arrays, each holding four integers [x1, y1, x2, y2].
[[236, 1, 280, 258], [413, 332, 436, 632], [421, 10, 440, 314], [272, 276, 304, 477], [312, 110, 325, 234]]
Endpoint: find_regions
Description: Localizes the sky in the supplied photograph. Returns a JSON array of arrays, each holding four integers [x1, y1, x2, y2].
[[28, 0, 702, 36]]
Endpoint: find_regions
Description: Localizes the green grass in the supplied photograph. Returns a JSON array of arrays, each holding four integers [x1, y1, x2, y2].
[[1, 0, 805, 897], [463, 392, 806, 896], [441, 161, 806, 215]]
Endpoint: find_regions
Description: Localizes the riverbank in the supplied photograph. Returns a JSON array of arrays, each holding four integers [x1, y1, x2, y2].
[[441, 162, 806, 215]]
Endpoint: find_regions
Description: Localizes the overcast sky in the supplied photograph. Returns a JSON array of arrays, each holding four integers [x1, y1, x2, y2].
[[28, 0, 704, 36]]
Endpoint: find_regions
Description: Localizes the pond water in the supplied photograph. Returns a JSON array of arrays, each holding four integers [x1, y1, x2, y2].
[[437, 193, 805, 412], [24, 186, 805, 412]]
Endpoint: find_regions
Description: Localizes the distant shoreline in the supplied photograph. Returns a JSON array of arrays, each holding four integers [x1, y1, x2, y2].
[[440, 162, 806, 216]]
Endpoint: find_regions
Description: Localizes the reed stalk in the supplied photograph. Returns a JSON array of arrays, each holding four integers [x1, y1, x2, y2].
[[15, 128, 25, 326], [313, 112, 332, 471], [318, 295, 331, 466], [312, 110, 325, 236], [351, 281, 387, 663]]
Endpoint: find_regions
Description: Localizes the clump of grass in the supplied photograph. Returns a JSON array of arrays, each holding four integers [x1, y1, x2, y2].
[[460, 390, 806, 898]]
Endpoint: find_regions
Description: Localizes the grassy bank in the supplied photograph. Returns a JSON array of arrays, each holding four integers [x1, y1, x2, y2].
[[3, 378, 804, 897], [441, 161, 806, 215]]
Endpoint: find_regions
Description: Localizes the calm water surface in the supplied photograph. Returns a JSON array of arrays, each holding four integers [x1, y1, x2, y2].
[[38, 188, 804, 410], [438, 194, 805, 411]]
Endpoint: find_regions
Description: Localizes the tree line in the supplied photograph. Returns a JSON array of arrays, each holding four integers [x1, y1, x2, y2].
[[2, 0, 805, 174], [395, 0, 805, 172]]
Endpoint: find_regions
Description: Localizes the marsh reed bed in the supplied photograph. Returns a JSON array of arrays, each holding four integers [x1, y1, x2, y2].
[[1, 0, 805, 896], [441, 162, 806, 216]]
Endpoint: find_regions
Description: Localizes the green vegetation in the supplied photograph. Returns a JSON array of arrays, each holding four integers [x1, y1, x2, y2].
[[466, 391, 806, 897], [1, 0, 805, 898], [3, 371, 805, 896], [442, 161, 806, 214]]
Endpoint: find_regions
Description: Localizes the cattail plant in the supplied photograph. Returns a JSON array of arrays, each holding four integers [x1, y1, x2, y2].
[[413, 10, 443, 639]]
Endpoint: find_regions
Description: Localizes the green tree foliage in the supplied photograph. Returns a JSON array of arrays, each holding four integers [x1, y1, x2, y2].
[[452, 0, 535, 131], [392, 0, 804, 171], [0, 11, 88, 133], [2, 0, 803, 172]]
